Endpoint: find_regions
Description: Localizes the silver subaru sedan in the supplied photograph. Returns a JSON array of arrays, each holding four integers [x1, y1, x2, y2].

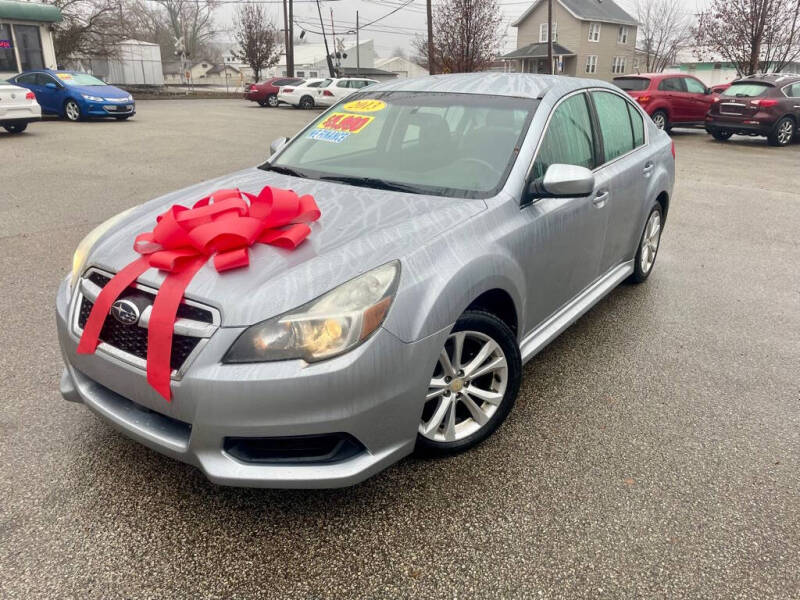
[[56, 73, 675, 488]]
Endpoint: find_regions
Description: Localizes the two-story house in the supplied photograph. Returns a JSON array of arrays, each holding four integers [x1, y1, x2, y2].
[[500, 0, 639, 81]]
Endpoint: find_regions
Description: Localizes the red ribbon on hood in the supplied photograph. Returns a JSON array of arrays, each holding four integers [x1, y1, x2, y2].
[[77, 186, 321, 400]]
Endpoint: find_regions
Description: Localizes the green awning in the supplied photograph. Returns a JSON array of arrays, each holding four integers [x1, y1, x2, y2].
[[0, 0, 63, 23]]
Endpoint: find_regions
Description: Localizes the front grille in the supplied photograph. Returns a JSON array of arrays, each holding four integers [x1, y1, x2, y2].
[[77, 271, 215, 373], [223, 434, 366, 465]]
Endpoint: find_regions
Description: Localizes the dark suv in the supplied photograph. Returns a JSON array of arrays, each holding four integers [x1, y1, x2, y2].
[[705, 74, 800, 146]]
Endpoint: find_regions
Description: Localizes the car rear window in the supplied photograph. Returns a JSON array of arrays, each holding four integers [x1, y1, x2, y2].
[[614, 77, 650, 91], [722, 83, 771, 98]]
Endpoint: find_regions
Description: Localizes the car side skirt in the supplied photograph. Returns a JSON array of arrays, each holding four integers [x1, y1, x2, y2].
[[520, 260, 634, 364]]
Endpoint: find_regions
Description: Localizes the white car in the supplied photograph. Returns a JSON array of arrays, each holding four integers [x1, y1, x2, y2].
[[315, 78, 379, 107], [0, 79, 41, 134], [277, 79, 327, 109]]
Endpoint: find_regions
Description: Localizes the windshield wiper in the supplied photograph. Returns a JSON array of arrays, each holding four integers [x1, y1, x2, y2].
[[319, 175, 423, 194], [262, 164, 307, 178]]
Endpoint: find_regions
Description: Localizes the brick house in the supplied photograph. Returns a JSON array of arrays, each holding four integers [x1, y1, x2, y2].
[[500, 0, 639, 81]]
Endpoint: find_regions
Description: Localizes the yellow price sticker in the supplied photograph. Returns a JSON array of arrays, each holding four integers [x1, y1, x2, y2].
[[342, 99, 387, 113]]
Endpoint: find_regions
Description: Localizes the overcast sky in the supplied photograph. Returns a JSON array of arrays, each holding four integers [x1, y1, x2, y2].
[[215, 0, 700, 59]]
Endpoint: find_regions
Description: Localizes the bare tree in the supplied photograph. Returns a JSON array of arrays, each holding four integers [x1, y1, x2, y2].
[[412, 0, 502, 73], [231, 2, 281, 82], [149, 0, 217, 59], [695, 0, 800, 75], [46, 0, 126, 61], [635, 0, 693, 72]]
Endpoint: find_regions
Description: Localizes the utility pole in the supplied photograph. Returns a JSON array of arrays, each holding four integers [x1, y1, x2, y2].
[[426, 0, 435, 74], [547, 0, 553, 74], [356, 11, 360, 74], [316, 0, 335, 77], [287, 0, 294, 76], [330, 8, 339, 76], [282, 0, 290, 76]]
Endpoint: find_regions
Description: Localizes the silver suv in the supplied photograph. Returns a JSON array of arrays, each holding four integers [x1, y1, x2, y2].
[[56, 73, 675, 488]]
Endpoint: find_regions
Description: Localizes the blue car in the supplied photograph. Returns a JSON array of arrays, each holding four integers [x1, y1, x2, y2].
[[8, 70, 135, 122]]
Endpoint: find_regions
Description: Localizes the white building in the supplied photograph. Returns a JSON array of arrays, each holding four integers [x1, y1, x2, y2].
[[0, 0, 60, 78], [71, 40, 164, 86], [666, 48, 800, 86], [268, 39, 377, 79], [375, 56, 428, 79]]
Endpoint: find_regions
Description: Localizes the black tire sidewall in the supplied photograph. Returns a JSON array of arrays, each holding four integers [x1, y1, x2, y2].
[[300, 96, 313, 109], [415, 310, 522, 456], [4, 122, 27, 133], [711, 129, 732, 141], [630, 204, 663, 283], [769, 117, 794, 146]]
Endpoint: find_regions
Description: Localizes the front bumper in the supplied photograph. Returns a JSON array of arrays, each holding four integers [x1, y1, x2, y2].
[[83, 101, 136, 118], [56, 276, 448, 488]]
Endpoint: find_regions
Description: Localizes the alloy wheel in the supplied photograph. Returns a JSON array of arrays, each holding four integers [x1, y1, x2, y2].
[[652, 113, 666, 129], [419, 330, 508, 442], [65, 100, 80, 121], [268, 94, 279, 107], [640, 210, 661, 274], [777, 120, 794, 145]]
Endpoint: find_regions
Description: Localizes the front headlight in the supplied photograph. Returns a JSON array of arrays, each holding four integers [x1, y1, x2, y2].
[[81, 94, 103, 102], [70, 207, 136, 290], [224, 261, 400, 363]]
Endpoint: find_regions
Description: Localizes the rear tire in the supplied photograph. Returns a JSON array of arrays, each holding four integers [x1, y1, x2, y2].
[[299, 95, 314, 109], [651, 110, 669, 132], [257, 98, 268, 107], [629, 204, 663, 284], [3, 122, 28, 133], [768, 117, 795, 147], [415, 310, 521, 456], [711, 129, 732, 141]]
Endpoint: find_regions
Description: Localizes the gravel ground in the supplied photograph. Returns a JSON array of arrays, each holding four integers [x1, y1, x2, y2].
[[0, 100, 798, 599]]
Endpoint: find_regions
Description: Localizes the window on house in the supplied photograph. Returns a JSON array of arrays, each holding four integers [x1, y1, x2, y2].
[[0, 24, 16, 72], [539, 22, 557, 42], [588, 22, 601, 42], [13, 24, 44, 71], [618, 26, 628, 44], [585, 55, 597, 74], [611, 56, 626, 74], [297, 70, 305, 77], [309, 71, 318, 77], [632, 58, 639, 72]]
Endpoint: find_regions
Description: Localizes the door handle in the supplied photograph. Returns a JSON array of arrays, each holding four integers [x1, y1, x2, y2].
[[642, 162, 655, 176], [592, 190, 609, 207]]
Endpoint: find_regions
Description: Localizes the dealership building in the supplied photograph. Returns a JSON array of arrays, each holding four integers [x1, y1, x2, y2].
[[0, 0, 61, 78]]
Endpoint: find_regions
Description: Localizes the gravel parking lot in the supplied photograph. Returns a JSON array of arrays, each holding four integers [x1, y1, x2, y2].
[[1, 100, 798, 599]]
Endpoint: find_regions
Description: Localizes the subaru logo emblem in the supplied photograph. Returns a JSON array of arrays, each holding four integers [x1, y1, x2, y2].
[[110, 299, 140, 325]]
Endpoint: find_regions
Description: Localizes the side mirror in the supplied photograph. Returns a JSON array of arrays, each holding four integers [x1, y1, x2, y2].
[[527, 164, 595, 201], [269, 136, 289, 155], [45, 82, 58, 90], [705, 87, 712, 95]]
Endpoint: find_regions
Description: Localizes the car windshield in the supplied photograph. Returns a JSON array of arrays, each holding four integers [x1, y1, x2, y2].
[[614, 77, 650, 91], [57, 73, 107, 86], [722, 83, 771, 98], [265, 91, 538, 199]]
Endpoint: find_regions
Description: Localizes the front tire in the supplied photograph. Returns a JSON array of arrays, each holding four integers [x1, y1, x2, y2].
[[768, 117, 795, 147], [629, 204, 663, 283], [711, 128, 733, 141], [3, 122, 28, 133], [416, 310, 521, 456], [64, 99, 82, 122]]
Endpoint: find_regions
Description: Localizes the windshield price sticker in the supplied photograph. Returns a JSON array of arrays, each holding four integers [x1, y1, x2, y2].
[[317, 112, 374, 134], [342, 99, 386, 113], [307, 129, 350, 143], [56, 73, 73, 80]]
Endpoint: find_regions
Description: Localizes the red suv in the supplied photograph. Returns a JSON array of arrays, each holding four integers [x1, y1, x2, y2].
[[613, 73, 716, 131], [244, 77, 303, 107], [705, 74, 800, 146]]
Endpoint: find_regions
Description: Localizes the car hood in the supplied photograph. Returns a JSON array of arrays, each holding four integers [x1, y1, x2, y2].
[[88, 168, 487, 326], [73, 84, 130, 99]]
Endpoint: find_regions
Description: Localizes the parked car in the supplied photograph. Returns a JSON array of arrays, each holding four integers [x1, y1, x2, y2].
[[277, 78, 327, 109], [57, 73, 674, 488], [244, 77, 303, 107], [314, 77, 379, 107], [613, 73, 715, 131], [705, 74, 800, 146], [8, 70, 134, 122], [0, 78, 41, 133], [710, 82, 732, 95]]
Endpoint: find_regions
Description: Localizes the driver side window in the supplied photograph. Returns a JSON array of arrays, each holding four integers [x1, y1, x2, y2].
[[531, 93, 595, 180]]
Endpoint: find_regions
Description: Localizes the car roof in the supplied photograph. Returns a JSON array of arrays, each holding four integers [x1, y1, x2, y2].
[[730, 73, 800, 85], [362, 72, 619, 100]]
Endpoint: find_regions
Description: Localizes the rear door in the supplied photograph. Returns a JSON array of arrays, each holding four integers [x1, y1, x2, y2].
[[589, 89, 650, 272], [784, 82, 800, 120], [657, 76, 688, 121]]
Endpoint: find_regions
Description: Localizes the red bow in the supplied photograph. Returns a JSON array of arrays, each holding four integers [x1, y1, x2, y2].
[[77, 186, 321, 400]]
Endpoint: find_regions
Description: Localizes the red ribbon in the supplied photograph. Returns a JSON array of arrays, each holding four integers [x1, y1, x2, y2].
[[77, 186, 321, 400]]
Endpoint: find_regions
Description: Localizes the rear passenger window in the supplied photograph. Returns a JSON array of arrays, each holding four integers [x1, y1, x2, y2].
[[592, 91, 635, 162], [627, 102, 645, 147], [531, 93, 595, 180], [658, 78, 684, 92]]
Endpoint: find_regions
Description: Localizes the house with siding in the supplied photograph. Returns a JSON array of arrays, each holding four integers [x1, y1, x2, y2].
[[500, 0, 639, 81]]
